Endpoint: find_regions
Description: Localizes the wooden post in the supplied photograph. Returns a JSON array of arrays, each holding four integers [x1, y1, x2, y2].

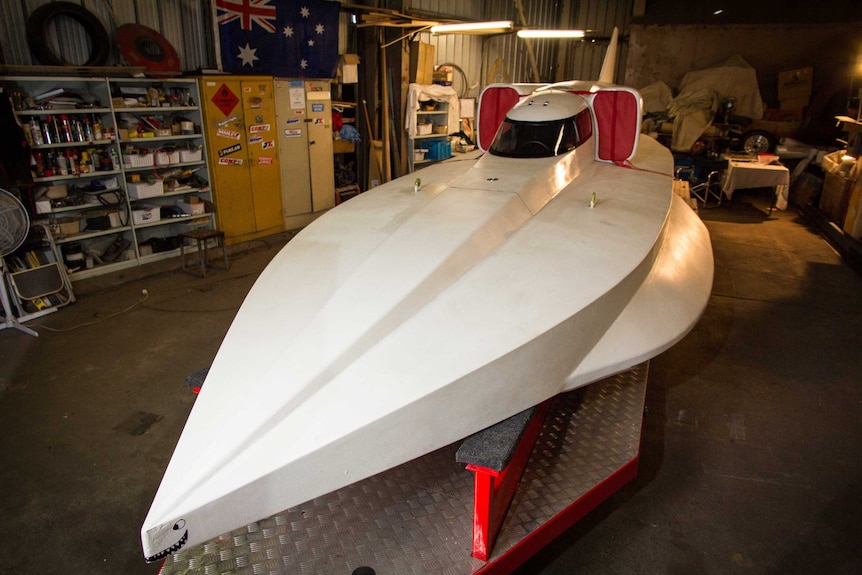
[[380, 29, 391, 183]]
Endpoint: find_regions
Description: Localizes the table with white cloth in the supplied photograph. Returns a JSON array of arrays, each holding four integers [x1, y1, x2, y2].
[[721, 159, 790, 212]]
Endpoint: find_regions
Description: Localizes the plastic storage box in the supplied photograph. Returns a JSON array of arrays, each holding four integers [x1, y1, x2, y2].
[[420, 140, 451, 161], [180, 149, 202, 163], [127, 180, 164, 199], [155, 150, 181, 166], [132, 206, 161, 225], [123, 153, 154, 168]]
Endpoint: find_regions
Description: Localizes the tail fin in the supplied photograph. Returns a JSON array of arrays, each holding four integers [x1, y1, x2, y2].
[[598, 27, 619, 84]]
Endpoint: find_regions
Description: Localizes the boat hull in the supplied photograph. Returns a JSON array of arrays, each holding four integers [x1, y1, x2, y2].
[[142, 135, 713, 561]]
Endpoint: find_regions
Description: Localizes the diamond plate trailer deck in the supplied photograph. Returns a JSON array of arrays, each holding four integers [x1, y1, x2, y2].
[[158, 363, 648, 575]]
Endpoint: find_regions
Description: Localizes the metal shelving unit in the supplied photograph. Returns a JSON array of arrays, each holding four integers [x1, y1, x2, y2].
[[1, 75, 216, 282]]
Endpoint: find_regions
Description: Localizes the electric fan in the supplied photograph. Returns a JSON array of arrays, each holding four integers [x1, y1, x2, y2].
[[0, 187, 38, 336]]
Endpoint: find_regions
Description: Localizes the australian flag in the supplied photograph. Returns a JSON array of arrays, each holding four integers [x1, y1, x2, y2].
[[217, 0, 340, 78]]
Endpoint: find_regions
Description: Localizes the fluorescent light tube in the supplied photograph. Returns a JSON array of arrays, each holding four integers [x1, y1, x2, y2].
[[430, 21, 514, 34], [517, 29, 586, 39]]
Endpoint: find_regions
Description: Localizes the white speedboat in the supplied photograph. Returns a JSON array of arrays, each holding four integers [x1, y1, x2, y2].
[[142, 41, 713, 562]]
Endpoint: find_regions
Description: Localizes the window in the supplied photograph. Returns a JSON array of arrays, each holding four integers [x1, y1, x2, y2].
[[489, 108, 593, 159]]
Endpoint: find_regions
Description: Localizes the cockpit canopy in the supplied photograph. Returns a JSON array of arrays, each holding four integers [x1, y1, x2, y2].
[[489, 90, 593, 159]]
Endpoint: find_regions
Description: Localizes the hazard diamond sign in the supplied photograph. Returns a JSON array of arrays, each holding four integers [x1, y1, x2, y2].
[[212, 84, 239, 117]]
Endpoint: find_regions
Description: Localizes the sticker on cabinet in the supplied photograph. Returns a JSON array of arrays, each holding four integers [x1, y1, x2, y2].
[[218, 143, 242, 157], [212, 84, 239, 116], [217, 128, 241, 140]]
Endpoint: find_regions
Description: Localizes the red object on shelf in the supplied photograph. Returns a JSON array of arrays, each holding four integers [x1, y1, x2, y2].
[[466, 399, 552, 561]]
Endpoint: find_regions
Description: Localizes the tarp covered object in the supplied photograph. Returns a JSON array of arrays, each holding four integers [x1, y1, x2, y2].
[[678, 55, 764, 119], [640, 81, 674, 115], [667, 55, 765, 151], [668, 89, 717, 152]]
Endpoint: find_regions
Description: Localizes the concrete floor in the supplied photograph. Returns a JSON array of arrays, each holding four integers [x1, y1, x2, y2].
[[1, 192, 860, 574]]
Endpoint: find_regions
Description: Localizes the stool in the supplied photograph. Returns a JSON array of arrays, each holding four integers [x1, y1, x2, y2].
[[179, 229, 228, 277]]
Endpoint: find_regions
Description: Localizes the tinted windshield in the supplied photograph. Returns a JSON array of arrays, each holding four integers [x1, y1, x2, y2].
[[489, 110, 591, 158]]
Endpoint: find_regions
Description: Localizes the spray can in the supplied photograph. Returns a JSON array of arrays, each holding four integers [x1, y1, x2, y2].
[[92, 115, 103, 140], [28, 119, 44, 146], [58, 115, 73, 143], [32, 152, 46, 178], [42, 115, 55, 144]]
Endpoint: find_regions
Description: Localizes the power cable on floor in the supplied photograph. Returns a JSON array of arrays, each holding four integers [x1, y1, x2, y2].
[[139, 270, 261, 312], [29, 290, 150, 332]]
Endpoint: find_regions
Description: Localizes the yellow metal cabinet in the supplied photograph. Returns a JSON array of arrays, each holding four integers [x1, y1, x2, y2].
[[274, 79, 335, 230], [200, 76, 283, 244]]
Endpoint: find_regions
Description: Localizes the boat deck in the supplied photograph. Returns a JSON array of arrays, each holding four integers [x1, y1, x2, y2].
[[158, 363, 648, 575]]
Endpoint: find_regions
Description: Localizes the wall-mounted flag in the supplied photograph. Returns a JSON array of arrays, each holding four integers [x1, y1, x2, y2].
[[217, 0, 340, 78]]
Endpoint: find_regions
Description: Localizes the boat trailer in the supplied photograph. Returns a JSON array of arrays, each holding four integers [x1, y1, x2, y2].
[[158, 363, 648, 574]]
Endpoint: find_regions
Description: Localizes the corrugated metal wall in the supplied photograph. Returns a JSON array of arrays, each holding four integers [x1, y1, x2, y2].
[[564, 0, 633, 83], [481, 0, 563, 86], [0, 0, 213, 71], [406, 0, 634, 96], [2, 0, 632, 87]]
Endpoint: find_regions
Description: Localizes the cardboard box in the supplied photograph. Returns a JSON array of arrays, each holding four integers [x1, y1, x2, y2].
[[778, 67, 813, 102], [843, 157, 862, 239], [339, 54, 360, 84], [433, 66, 453, 86], [409, 42, 435, 84], [819, 150, 852, 225], [819, 171, 849, 225], [333, 139, 355, 154], [836, 115, 862, 134], [176, 200, 206, 215], [54, 217, 81, 236], [45, 184, 67, 198]]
